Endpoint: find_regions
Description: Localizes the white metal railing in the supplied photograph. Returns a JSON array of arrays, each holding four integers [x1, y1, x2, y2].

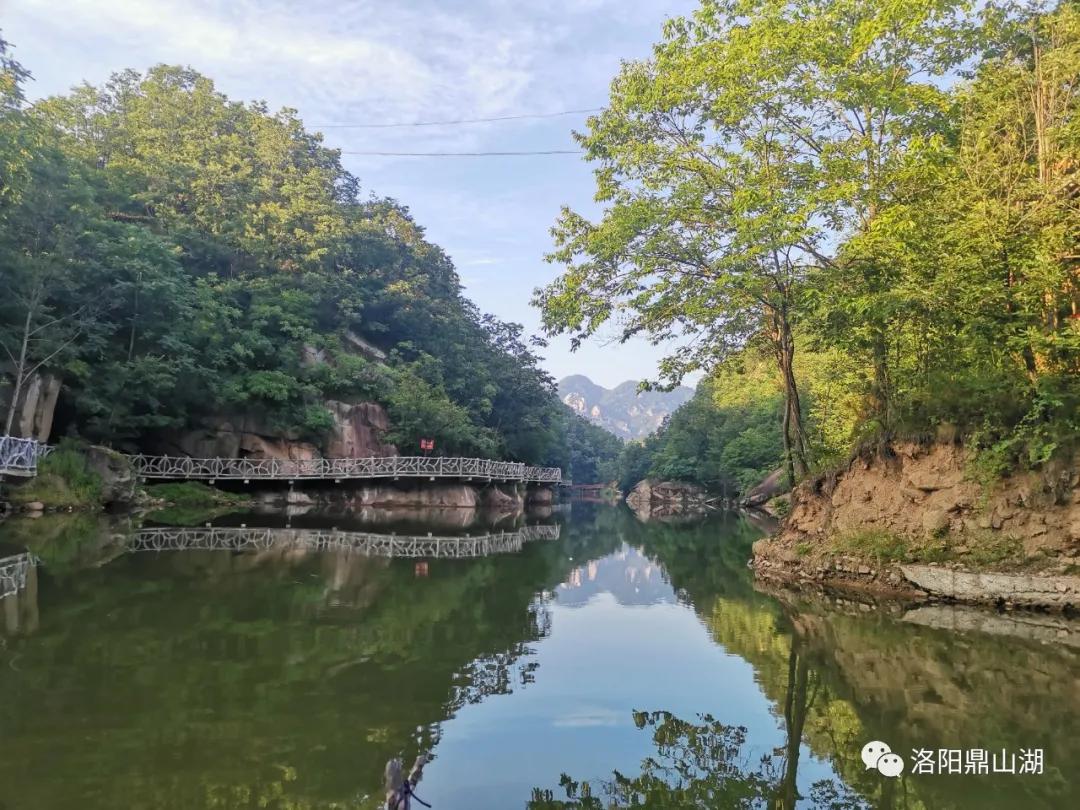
[[129, 524, 560, 559], [129, 454, 562, 483], [0, 436, 52, 476], [0, 436, 564, 484]]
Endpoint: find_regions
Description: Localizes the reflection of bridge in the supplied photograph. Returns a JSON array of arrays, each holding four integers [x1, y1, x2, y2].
[[130, 524, 561, 559], [0, 552, 36, 599], [0, 437, 52, 478]]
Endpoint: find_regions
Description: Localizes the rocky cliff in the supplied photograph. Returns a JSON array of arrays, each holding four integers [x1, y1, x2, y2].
[[752, 441, 1080, 607], [558, 375, 693, 439], [160, 400, 397, 461], [0, 369, 60, 441]]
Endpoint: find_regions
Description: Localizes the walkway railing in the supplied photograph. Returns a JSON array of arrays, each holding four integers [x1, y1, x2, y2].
[[130, 524, 560, 559], [130, 454, 562, 483], [0, 436, 52, 477], [0, 436, 563, 483]]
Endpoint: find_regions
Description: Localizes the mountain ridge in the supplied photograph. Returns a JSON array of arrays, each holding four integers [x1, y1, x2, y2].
[[558, 375, 694, 440]]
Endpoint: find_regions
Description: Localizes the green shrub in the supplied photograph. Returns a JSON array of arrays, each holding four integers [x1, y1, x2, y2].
[[9, 441, 102, 508]]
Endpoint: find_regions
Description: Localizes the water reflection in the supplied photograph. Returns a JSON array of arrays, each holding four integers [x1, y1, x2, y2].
[[557, 546, 673, 607], [0, 545, 38, 635], [132, 524, 559, 558], [0, 505, 1076, 809]]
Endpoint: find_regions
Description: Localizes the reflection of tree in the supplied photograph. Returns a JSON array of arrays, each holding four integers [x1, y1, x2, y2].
[[527, 710, 860, 809], [634, 511, 1080, 810]]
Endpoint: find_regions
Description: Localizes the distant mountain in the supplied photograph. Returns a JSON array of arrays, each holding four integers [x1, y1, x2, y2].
[[558, 374, 694, 440]]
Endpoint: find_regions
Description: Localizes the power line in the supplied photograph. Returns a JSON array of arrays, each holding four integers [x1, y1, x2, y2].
[[340, 149, 584, 157], [314, 107, 602, 129]]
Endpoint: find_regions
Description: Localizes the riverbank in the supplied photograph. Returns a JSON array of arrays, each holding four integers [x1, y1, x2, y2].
[[751, 440, 1080, 609]]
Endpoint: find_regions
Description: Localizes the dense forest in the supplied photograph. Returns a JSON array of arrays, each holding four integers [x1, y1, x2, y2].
[[0, 40, 620, 482], [540, 0, 1080, 495]]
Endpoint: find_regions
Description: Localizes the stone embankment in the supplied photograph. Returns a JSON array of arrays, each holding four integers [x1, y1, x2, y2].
[[751, 441, 1080, 609]]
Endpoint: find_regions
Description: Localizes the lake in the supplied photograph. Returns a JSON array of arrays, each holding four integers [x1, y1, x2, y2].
[[0, 503, 1076, 809]]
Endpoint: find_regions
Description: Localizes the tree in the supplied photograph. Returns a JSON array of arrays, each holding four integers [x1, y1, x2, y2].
[[0, 59, 103, 435], [536, 0, 976, 483]]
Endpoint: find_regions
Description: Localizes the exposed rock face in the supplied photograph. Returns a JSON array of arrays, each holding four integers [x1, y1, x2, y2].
[[626, 479, 708, 521], [777, 442, 1077, 554], [163, 401, 396, 460], [752, 441, 1080, 607], [480, 483, 524, 511], [526, 486, 554, 505], [558, 375, 693, 439], [84, 445, 137, 504], [323, 401, 396, 458], [327, 483, 480, 510], [0, 370, 61, 441]]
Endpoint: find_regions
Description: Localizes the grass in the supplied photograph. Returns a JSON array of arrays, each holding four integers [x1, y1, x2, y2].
[[816, 527, 1025, 570], [831, 530, 909, 563], [769, 496, 791, 518], [143, 482, 251, 507], [963, 532, 1024, 566], [142, 482, 252, 525], [8, 443, 103, 509]]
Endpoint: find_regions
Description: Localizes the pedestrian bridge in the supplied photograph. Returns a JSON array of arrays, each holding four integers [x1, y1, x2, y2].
[[131, 454, 562, 484], [0, 435, 562, 484], [130, 524, 561, 559]]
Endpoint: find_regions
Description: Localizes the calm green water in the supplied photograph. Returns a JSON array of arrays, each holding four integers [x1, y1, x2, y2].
[[1, 504, 1077, 809]]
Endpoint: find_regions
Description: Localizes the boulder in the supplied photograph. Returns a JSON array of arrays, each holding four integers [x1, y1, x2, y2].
[[742, 468, 787, 508], [627, 479, 708, 520], [84, 445, 136, 504]]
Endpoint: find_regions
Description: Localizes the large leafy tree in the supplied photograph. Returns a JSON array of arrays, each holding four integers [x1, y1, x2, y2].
[[536, 0, 975, 483]]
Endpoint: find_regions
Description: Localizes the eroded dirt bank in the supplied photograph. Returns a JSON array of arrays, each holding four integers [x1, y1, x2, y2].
[[751, 441, 1080, 608]]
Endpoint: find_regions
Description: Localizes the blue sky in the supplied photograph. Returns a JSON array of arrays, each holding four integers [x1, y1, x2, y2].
[[1, 0, 700, 387]]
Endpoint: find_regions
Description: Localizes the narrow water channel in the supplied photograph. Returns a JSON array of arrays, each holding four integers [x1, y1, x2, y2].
[[1, 504, 1075, 809]]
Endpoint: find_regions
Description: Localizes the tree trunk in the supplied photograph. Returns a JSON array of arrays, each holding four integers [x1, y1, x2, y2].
[[774, 642, 811, 810], [775, 312, 810, 481], [3, 305, 33, 437], [869, 328, 892, 430]]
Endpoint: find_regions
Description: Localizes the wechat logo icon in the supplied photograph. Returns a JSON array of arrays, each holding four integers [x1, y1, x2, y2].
[[862, 741, 905, 778]]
